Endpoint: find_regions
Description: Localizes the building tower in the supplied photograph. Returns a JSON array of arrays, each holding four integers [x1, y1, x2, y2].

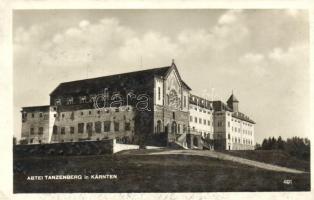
[[227, 93, 239, 112]]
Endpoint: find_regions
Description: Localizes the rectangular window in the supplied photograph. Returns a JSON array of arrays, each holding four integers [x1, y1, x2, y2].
[[86, 122, 93, 134], [199, 118, 201, 123], [208, 120, 210, 126], [53, 125, 58, 134], [125, 122, 131, 131], [78, 123, 84, 134], [61, 127, 65, 135], [228, 121, 230, 127], [190, 116, 193, 122], [38, 127, 43, 135], [104, 121, 111, 132], [70, 127, 74, 134], [39, 113, 43, 118], [30, 128, 34, 135], [158, 87, 161, 100], [194, 117, 197, 123], [203, 119, 206, 125], [184, 96, 186, 107], [114, 122, 119, 132], [31, 113, 34, 118], [95, 121, 102, 133]]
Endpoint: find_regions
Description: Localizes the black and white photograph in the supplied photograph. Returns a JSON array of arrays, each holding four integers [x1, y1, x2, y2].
[[0, 1, 312, 199]]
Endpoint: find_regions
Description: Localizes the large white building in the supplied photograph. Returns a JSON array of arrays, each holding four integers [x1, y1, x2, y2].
[[20, 61, 255, 150]]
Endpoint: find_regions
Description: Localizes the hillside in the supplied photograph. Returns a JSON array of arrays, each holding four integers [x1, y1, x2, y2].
[[218, 150, 310, 172], [14, 149, 310, 193]]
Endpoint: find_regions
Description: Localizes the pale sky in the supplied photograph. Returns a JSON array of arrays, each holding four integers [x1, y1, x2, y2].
[[13, 9, 310, 143]]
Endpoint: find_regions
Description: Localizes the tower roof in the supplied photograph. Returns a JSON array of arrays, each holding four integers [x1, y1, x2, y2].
[[227, 94, 239, 103]]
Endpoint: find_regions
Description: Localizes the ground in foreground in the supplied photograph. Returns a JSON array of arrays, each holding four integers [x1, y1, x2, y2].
[[14, 149, 310, 193]]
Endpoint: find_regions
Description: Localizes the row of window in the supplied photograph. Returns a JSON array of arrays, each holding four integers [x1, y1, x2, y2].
[[231, 118, 253, 127], [29, 127, 44, 135], [55, 110, 131, 119], [232, 137, 253, 145], [190, 97, 212, 108], [191, 106, 212, 114], [52, 121, 131, 135], [231, 127, 253, 135], [23, 112, 44, 119], [190, 116, 212, 126]]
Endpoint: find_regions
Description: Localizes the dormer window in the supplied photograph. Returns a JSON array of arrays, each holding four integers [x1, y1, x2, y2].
[[55, 98, 62, 106], [67, 97, 73, 105], [89, 94, 96, 102], [80, 96, 87, 103]]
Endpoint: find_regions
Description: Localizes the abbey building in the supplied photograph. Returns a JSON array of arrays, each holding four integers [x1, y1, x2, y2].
[[20, 61, 255, 150]]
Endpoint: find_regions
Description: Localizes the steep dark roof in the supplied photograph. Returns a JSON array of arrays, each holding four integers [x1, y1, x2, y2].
[[212, 101, 233, 112], [227, 94, 239, 103], [189, 94, 213, 110], [21, 105, 50, 112], [181, 80, 191, 90], [232, 112, 255, 124], [50, 66, 172, 96]]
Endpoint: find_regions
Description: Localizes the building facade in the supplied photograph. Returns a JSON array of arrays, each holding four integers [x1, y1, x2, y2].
[[20, 61, 255, 150]]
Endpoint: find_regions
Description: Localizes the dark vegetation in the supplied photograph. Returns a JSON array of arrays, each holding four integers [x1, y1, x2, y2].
[[256, 136, 310, 161]]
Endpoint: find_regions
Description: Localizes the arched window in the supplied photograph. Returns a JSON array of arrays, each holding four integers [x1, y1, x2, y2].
[[156, 120, 161, 134], [171, 121, 177, 134]]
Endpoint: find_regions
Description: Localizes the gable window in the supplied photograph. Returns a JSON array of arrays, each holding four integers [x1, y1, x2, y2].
[[158, 87, 161, 101]]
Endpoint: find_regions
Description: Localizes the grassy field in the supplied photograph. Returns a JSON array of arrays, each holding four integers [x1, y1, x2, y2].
[[14, 149, 310, 193], [218, 150, 310, 172]]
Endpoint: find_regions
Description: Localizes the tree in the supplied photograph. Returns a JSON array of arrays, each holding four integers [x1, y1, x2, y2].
[[255, 143, 261, 150], [277, 136, 284, 150]]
